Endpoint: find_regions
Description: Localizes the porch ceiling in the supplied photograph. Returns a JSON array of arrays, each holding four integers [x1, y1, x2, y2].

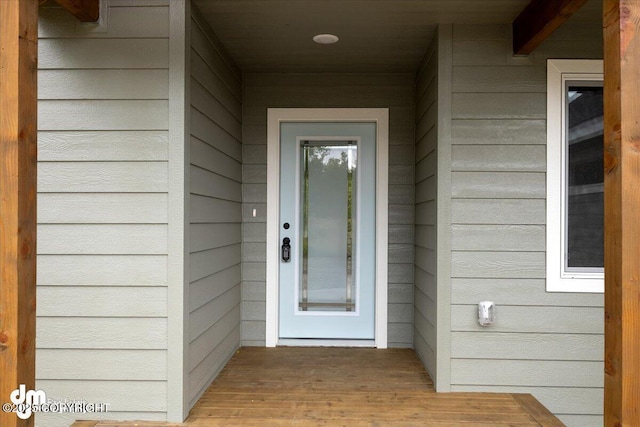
[[192, 0, 602, 73]]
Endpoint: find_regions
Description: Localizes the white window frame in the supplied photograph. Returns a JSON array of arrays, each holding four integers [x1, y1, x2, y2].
[[546, 59, 604, 293]]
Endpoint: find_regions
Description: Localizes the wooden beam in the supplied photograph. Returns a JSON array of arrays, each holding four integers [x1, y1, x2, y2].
[[52, 0, 98, 22], [512, 0, 589, 55], [0, 1, 38, 427], [603, 0, 640, 425]]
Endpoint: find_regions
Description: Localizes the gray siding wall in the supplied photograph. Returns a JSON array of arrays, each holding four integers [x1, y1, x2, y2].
[[37, 2, 171, 426], [242, 73, 415, 347], [187, 4, 243, 409], [448, 24, 604, 427], [414, 38, 438, 379]]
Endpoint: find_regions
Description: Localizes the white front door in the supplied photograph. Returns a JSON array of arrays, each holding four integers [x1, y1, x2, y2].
[[278, 122, 376, 340], [266, 108, 389, 347]]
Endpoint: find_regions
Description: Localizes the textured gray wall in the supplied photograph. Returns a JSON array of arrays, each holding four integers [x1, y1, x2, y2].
[[414, 36, 439, 380], [187, 5, 242, 408], [448, 23, 604, 427], [37, 3, 171, 426]]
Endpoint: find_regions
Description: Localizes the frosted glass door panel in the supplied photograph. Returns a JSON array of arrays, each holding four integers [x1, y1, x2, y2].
[[300, 143, 357, 312]]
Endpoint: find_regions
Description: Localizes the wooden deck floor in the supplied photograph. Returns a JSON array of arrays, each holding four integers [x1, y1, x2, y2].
[[73, 347, 564, 426]]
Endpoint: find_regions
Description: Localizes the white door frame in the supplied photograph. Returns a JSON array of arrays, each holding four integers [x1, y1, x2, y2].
[[266, 108, 389, 348]]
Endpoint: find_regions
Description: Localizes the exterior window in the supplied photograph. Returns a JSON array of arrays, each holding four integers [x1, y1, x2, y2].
[[546, 59, 604, 293]]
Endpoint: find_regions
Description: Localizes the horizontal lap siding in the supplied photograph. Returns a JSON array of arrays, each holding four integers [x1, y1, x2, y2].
[[36, 3, 171, 427], [242, 73, 415, 347], [187, 6, 242, 409], [414, 37, 438, 379], [449, 24, 603, 427]]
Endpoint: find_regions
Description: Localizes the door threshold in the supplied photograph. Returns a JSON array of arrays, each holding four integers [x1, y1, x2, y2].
[[278, 339, 376, 347]]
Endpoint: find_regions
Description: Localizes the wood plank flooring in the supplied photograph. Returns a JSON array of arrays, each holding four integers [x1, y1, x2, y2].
[[72, 347, 564, 426]]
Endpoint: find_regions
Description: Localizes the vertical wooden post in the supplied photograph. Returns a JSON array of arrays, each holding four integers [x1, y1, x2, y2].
[[603, 0, 640, 425], [0, 1, 38, 427]]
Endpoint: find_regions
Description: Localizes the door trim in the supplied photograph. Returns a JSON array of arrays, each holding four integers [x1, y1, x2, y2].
[[266, 108, 389, 348]]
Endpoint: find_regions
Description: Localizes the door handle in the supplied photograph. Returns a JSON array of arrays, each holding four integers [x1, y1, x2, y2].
[[281, 237, 291, 262]]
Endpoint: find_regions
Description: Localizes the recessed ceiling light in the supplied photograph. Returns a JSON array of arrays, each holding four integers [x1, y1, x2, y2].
[[313, 34, 339, 45]]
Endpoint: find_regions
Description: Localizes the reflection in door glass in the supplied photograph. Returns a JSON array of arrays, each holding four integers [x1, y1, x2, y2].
[[300, 141, 357, 312]]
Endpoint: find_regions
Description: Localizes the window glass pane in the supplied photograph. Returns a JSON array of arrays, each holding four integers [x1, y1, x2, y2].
[[566, 85, 604, 269]]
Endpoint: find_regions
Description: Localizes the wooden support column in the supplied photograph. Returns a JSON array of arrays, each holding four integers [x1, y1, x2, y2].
[[0, 1, 38, 427], [603, 0, 640, 425]]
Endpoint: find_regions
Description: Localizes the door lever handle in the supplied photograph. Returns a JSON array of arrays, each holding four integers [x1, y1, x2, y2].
[[281, 237, 291, 262]]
